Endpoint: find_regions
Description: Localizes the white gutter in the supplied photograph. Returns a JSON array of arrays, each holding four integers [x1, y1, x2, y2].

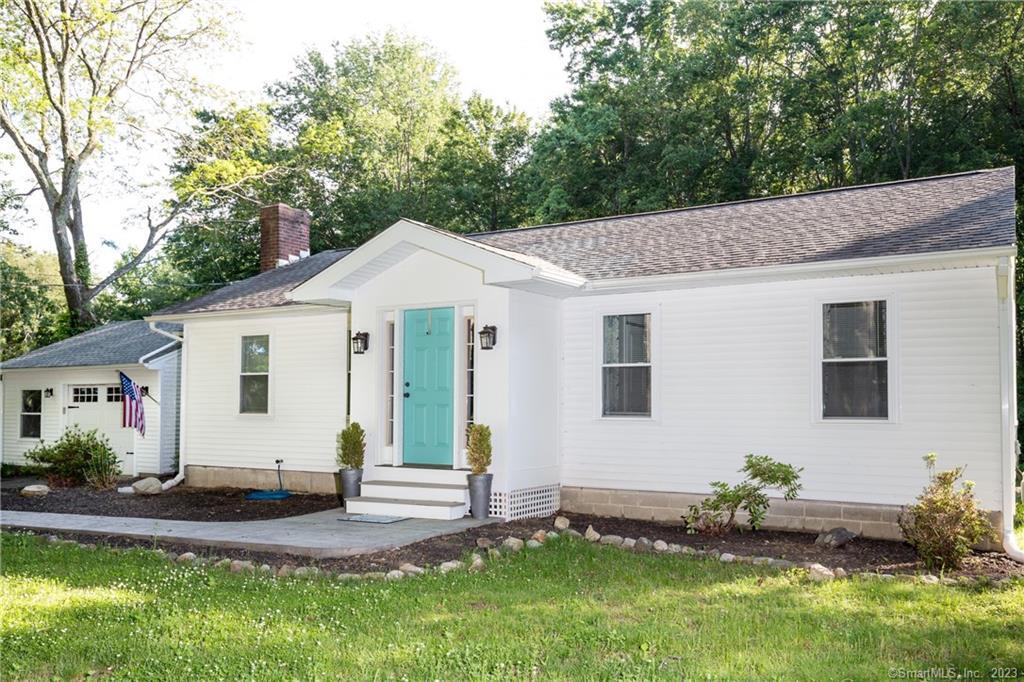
[[997, 256, 1024, 562], [147, 322, 183, 342]]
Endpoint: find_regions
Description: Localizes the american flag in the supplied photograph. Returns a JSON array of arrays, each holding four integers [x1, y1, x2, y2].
[[119, 371, 146, 436]]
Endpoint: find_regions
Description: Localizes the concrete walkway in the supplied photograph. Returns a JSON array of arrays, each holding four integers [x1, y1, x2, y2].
[[1, 508, 496, 558]]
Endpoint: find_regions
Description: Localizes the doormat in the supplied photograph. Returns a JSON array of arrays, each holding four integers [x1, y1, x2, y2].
[[338, 514, 408, 524]]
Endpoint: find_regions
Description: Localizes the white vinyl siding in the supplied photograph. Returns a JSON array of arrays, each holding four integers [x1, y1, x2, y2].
[[560, 266, 1004, 510], [182, 310, 348, 473]]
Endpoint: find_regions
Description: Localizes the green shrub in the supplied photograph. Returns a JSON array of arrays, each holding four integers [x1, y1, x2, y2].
[[25, 426, 120, 487], [1015, 499, 1024, 529], [466, 424, 492, 475], [684, 454, 803, 535], [899, 453, 994, 570], [336, 422, 365, 469], [83, 446, 122, 489]]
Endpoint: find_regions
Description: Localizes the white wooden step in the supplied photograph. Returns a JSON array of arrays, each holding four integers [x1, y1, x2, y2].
[[368, 465, 470, 486], [345, 496, 468, 520], [361, 480, 469, 503]]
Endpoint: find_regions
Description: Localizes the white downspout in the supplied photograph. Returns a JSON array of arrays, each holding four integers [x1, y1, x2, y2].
[[996, 257, 1024, 562]]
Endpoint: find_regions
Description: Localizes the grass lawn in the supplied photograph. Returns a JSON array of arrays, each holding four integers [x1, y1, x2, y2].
[[2, 533, 1022, 680]]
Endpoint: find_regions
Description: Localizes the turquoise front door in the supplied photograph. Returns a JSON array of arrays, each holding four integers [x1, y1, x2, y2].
[[402, 307, 455, 466]]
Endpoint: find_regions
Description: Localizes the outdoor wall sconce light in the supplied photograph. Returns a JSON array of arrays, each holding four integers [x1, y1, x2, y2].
[[478, 325, 497, 350], [44, 388, 54, 398], [351, 331, 370, 355]]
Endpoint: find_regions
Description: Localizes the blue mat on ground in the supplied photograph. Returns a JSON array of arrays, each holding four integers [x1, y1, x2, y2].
[[245, 490, 292, 500], [338, 514, 408, 524]]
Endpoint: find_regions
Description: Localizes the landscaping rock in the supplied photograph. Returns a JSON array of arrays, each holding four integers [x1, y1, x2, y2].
[[165, 552, 179, 562], [526, 539, 543, 549], [293, 566, 319, 578], [807, 563, 835, 582], [531, 530, 547, 543], [752, 557, 773, 566], [653, 540, 669, 552], [815, 527, 858, 549], [554, 516, 570, 530], [259, 564, 273, 574], [475, 537, 494, 549], [680, 546, 697, 555], [487, 548, 501, 561], [833, 567, 848, 579], [20, 484, 50, 497], [277, 564, 296, 577], [362, 572, 387, 580], [719, 553, 736, 563], [469, 555, 485, 572], [919, 574, 939, 585], [131, 477, 163, 495], [564, 528, 582, 539], [585, 525, 601, 542], [385, 570, 404, 581], [229, 560, 254, 573], [502, 537, 524, 552], [600, 534, 623, 546], [176, 552, 196, 563], [337, 573, 360, 581], [770, 558, 795, 569], [635, 537, 653, 552], [439, 560, 463, 574], [621, 538, 637, 549], [546, 531, 559, 541], [734, 555, 754, 564], [214, 558, 232, 569], [399, 563, 425, 576], [667, 543, 682, 554]]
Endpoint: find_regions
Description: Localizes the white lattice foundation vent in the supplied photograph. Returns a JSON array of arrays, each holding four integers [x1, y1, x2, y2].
[[490, 484, 560, 520]]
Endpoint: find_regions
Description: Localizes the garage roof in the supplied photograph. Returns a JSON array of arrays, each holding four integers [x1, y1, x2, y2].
[[1, 321, 181, 370]]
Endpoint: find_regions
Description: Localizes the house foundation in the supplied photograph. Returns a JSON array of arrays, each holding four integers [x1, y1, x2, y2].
[[185, 465, 337, 495]]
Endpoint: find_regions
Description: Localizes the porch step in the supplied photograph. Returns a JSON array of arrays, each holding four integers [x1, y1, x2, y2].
[[361, 480, 469, 504], [345, 496, 468, 520], [368, 465, 470, 486]]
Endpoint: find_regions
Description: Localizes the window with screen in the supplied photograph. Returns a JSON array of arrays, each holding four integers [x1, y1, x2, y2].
[[602, 313, 651, 417], [822, 301, 888, 419], [240, 335, 270, 414]]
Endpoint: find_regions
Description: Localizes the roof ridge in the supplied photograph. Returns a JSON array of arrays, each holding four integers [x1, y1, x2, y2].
[[465, 166, 1013, 238]]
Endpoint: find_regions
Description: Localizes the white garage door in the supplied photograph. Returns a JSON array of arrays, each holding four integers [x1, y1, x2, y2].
[[66, 385, 135, 475]]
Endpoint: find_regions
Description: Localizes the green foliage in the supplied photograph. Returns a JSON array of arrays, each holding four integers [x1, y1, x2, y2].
[[685, 454, 803, 535], [25, 426, 121, 488], [336, 422, 366, 470], [899, 453, 994, 570], [1015, 499, 1024, 530], [92, 250, 193, 321], [466, 423, 493, 475], [0, 240, 69, 360]]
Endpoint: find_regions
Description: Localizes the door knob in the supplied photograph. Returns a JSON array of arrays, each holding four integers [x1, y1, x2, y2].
[[403, 392, 410, 398], [404, 381, 410, 387]]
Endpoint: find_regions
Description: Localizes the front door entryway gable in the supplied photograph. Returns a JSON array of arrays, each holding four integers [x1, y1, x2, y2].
[[402, 307, 455, 466]]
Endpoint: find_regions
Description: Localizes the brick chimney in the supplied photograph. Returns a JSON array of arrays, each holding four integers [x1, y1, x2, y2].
[[260, 204, 310, 271]]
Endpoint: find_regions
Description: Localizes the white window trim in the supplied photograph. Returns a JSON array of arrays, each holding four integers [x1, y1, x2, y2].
[[19, 389, 42, 440], [811, 295, 900, 424], [594, 306, 660, 421], [238, 332, 273, 417]]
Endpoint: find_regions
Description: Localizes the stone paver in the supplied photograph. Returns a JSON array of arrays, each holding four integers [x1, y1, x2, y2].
[[1, 509, 496, 558]]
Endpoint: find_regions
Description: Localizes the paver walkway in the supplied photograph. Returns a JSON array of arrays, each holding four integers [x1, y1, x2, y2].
[[1, 509, 495, 558]]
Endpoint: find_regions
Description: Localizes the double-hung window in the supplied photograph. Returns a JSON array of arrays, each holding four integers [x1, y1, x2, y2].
[[240, 335, 270, 414], [20, 390, 41, 438], [602, 313, 651, 417], [822, 301, 888, 419]]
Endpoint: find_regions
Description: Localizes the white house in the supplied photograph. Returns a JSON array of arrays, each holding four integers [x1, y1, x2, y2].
[[1, 321, 182, 476], [148, 168, 1019, 547]]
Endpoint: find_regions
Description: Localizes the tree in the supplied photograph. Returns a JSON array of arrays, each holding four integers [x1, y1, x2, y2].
[[0, 0, 226, 327]]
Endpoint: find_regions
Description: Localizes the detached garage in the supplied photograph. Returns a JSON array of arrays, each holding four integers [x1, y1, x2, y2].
[[1, 321, 182, 476]]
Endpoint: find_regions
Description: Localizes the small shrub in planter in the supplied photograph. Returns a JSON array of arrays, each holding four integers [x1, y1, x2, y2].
[[335, 422, 366, 501], [25, 425, 121, 487], [899, 453, 993, 570], [466, 423, 493, 519], [684, 454, 803, 535]]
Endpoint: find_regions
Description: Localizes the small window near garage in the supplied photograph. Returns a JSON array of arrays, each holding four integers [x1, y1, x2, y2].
[[20, 389, 41, 438], [384, 320, 396, 446], [602, 313, 651, 417], [72, 386, 99, 403], [822, 301, 888, 419], [107, 386, 122, 402], [240, 334, 270, 414]]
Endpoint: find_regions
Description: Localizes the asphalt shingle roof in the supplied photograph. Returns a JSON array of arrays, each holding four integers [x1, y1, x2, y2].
[[1, 321, 182, 370], [152, 167, 1015, 316], [468, 167, 1017, 280], [152, 249, 351, 316]]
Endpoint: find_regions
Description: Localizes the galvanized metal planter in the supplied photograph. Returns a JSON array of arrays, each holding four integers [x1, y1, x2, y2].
[[467, 473, 493, 519]]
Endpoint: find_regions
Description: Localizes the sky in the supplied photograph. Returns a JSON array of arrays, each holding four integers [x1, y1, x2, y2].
[[4, 0, 571, 275]]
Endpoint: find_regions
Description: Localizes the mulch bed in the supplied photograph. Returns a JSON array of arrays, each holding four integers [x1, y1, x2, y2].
[[5, 507, 1023, 579], [1, 484, 340, 522]]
